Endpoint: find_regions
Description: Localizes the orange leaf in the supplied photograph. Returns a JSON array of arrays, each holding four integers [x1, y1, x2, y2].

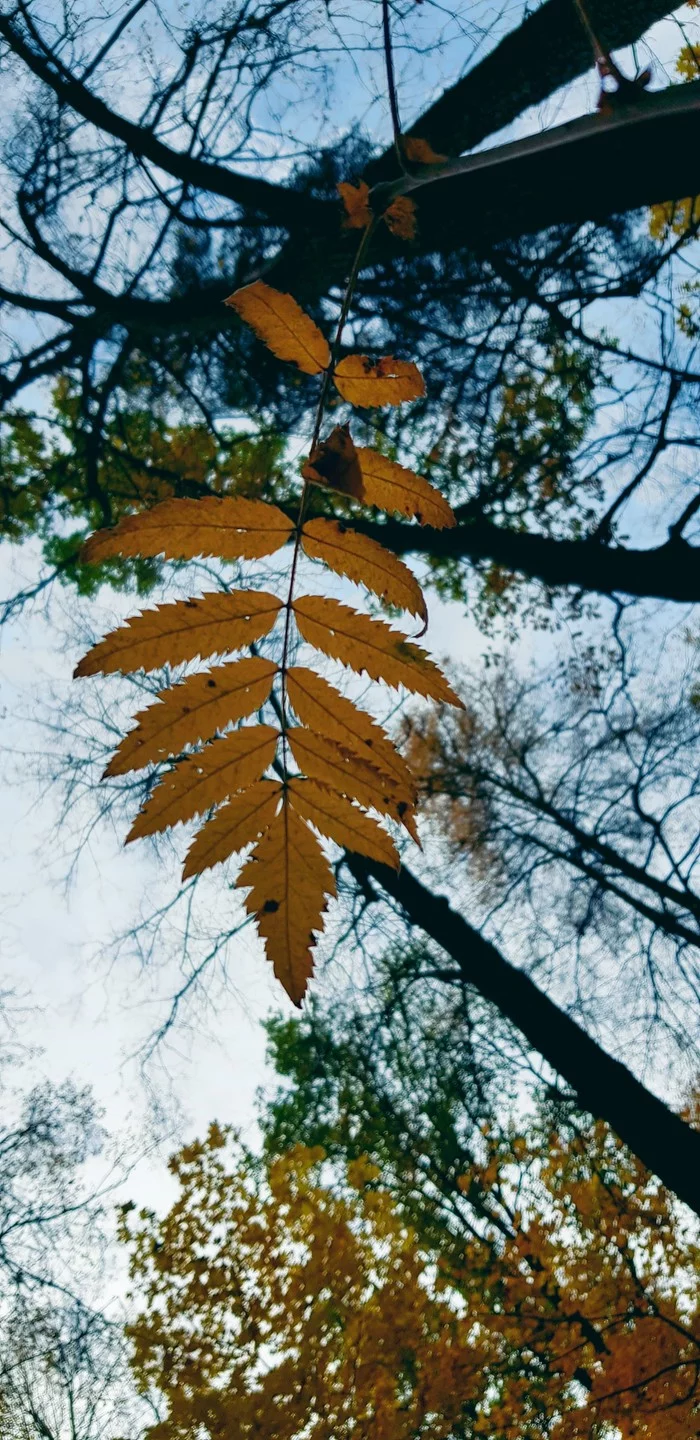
[[182, 779, 281, 879], [286, 666, 417, 798], [338, 180, 372, 229], [301, 424, 364, 499], [334, 356, 425, 407], [126, 724, 279, 841], [288, 778, 399, 868], [384, 196, 417, 241], [293, 594, 463, 707], [402, 136, 447, 165], [356, 448, 455, 529], [287, 727, 413, 828], [81, 497, 293, 565], [74, 591, 282, 677], [237, 799, 335, 1005], [104, 657, 277, 776], [301, 518, 427, 622], [225, 280, 330, 375]]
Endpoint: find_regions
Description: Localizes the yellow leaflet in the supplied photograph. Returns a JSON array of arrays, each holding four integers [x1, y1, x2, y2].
[[182, 779, 281, 879], [301, 518, 427, 623], [334, 356, 425, 407], [236, 800, 335, 1006], [81, 497, 293, 565], [74, 591, 282, 677], [126, 725, 278, 841], [301, 424, 364, 499], [104, 657, 277, 776], [293, 594, 464, 707], [288, 778, 399, 869], [226, 280, 330, 375], [357, 448, 455, 529], [338, 180, 372, 229], [286, 666, 417, 799], [288, 727, 413, 828]]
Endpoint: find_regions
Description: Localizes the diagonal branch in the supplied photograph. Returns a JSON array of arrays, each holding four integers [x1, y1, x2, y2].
[[345, 855, 700, 1217], [0, 11, 320, 231]]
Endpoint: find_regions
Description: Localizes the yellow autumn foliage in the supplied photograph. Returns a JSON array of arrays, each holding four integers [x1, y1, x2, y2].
[[121, 1114, 700, 1440]]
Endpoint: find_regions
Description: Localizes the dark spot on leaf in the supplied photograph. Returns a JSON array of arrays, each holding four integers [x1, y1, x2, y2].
[[263, 898, 280, 913], [207, 679, 217, 688]]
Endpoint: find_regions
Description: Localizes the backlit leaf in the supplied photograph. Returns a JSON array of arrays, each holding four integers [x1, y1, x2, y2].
[[334, 356, 425, 407], [293, 594, 463, 707], [384, 196, 417, 240], [288, 778, 399, 868], [301, 518, 427, 622], [126, 725, 279, 841], [104, 657, 277, 776], [182, 779, 281, 879], [338, 180, 372, 229], [226, 280, 330, 375], [288, 727, 412, 826], [74, 591, 282, 677], [301, 424, 364, 499], [286, 666, 417, 797], [357, 448, 455, 528], [81, 497, 293, 565], [402, 136, 447, 165], [237, 800, 335, 1005]]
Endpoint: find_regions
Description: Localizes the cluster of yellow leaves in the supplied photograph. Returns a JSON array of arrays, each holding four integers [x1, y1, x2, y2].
[[75, 278, 460, 1005], [121, 1115, 700, 1440], [337, 138, 445, 241]]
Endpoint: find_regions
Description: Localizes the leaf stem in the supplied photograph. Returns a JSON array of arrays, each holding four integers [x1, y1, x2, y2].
[[277, 219, 377, 784]]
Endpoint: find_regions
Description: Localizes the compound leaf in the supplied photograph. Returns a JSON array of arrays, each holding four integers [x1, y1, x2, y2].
[[182, 779, 281, 879], [105, 657, 277, 776], [74, 591, 282, 677], [237, 800, 335, 1006], [334, 356, 425, 407], [226, 280, 330, 375], [81, 497, 293, 565], [126, 724, 279, 841], [301, 517, 427, 622]]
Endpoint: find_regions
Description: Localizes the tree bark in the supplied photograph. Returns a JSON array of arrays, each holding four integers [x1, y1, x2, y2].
[[346, 855, 700, 1216]]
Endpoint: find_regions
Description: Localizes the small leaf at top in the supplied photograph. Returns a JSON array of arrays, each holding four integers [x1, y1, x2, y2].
[[301, 424, 364, 499], [74, 591, 282, 677], [301, 517, 427, 623], [237, 799, 335, 1006], [226, 280, 331, 375], [334, 356, 425, 408], [356, 448, 456, 529], [338, 180, 372, 229], [81, 497, 293, 566]]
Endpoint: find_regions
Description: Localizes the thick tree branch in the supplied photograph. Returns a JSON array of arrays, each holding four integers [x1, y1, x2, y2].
[[346, 856, 700, 1216], [368, 0, 680, 175], [356, 512, 700, 604]]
